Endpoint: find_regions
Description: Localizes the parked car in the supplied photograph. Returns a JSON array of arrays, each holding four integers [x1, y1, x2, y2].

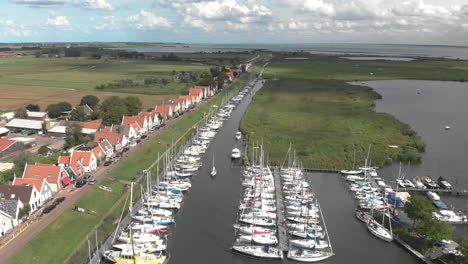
[[75, 180, 86, 188], [136, 139, 141, 144], [83, 175, 96, 185], [43, 204, 56, 214], [141, 135, 148, 139], [52, 196, 66, 206], [116, 152, 123, 158], [129, 141, 137, 147], [123, 147, 130, 152], [103, 160, 112, 166]]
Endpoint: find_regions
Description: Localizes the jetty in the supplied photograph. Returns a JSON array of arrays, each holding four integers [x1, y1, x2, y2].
[[397, 187, 468, 196], [273, 167, 288, 251]]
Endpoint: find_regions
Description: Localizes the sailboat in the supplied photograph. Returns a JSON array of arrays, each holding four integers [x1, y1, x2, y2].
[[367, 200, 393, 242], [210, 154, 217, 177]]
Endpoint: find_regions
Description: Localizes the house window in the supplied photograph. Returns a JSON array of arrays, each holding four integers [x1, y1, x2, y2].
[[47, 174, 52, 178], [10, 194, 15, 199]]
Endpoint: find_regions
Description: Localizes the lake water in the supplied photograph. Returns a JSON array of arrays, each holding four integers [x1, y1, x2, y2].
[[168, 79, 419, 263], [340, 57, 415, 61], [359, 80, 468, 239], [114, 43, 468, 60]]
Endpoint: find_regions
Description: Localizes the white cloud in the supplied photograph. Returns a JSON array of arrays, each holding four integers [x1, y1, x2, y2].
[[46, 16, 70, 27], [94, 16, 118, 30], [127, 10, 171, 29], [77, 0, 113, 10], [302, 0, 335, 16], [184, 16, 214, 31]]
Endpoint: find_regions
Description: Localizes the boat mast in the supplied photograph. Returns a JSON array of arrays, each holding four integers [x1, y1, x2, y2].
[[318, 202, 334, 255], [130, 182, 136, 264]]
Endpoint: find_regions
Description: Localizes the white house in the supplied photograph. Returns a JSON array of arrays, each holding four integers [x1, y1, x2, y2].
[[12, 178, 53, 206], [0, 199, 24, 236]]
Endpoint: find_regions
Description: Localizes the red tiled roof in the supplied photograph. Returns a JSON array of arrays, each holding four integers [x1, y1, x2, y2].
[[23, 163, 63, 184], [95, 131, 119, 146], [13, 178, 44, 192], [58, 155, 70, 164], [189, 88, 203, 96], [0, 139, 16, 152], [92, 144, 105, 158], [226, 71, 234, 77], [122, 116, 138, 126], [71, 151, 94, 166], [0, 53, 17, 57], [82, 119, 102, 130], [195, 86, 210, 94]]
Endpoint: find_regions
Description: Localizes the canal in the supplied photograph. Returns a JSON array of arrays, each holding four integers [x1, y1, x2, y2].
[[168, 78, 420, 263]]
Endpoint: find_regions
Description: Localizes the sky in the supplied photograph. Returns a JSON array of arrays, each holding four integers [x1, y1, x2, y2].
[[0, 0, 467, 45]]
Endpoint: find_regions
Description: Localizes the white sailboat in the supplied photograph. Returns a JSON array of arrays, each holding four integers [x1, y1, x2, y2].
[[210, 154, 217, 177], [236, 131, 242, 140]]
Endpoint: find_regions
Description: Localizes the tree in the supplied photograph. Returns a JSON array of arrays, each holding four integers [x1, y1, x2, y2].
[[123, 96, 143, 116], [25, 104, 40, 111], [13, 151, 33, 172], [100, 96, 128, 126], [69, 106, 88, 121], [79, 95, 100, 110], [14, 108, 28, 119], [65, 123, 84, 148], [38, 145, 50, 155], [46, 101, 72, 118], [417, 218, 453, 242], [18, 204, 31, 219], [457, 237, 468, 263], [404, 194, 434, 227]]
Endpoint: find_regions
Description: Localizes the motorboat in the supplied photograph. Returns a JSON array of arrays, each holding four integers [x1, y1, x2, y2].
[[422, 176, 438, 189], [236, 131, 242, 140], [340, 170, 363, 175], [287, 248, 334, 262], [437, 177, 452, 189], [367, 220, 393, 242], [118, 231, 166, 244], [433, 210, 467, 223], [355, 209, 372, 223], [232, 245, 283, 259], [232, 148, 241, 159], [413, 177, 426, 189], [210, 154, 217, 177], [137, 208, 173, 217]]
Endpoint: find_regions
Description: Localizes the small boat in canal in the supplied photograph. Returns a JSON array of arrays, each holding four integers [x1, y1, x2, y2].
[[355, 209, 372, 223], [103, 249, 167, 264], [232, 148, 241, 159], [236, 131, 242, 140], [210, 154, 217, 177]]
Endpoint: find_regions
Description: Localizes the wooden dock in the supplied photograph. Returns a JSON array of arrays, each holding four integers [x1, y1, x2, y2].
[[303, 168, 342, 173], [398, 187, 468, 196], [394, 235, 435, 264], [272, 167, 288, 251]]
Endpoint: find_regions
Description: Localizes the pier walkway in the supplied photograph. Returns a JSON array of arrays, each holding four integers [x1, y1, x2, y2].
[[272, 167, 288, 251]]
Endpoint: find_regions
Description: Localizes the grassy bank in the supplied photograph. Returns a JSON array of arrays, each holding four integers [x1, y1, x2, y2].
[[240, 79, 424, 168], [109, 74, 253, 181], [5, 73, 253, 264], [265, 56, 468, 82]]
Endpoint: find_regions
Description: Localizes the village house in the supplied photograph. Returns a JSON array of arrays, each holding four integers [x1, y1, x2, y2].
[[0, 185, 41, 213], [194, 86, 212, 98], [0, 199, 24, 236], [189, 88, 204, 102], [12, 177, 53, 206], [170, 98, 189, 113], [70, 150, 97, 173], [22, 163, 71, 193], [95, 127, 127, 152], [179, 95, 195, 108]]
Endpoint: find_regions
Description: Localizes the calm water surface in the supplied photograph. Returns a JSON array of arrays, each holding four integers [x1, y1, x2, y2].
[[168, 79, 419, 263], [361, 80, 468, 238]]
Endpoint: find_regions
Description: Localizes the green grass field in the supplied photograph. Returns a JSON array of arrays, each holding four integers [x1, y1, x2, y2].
[[0, 57, 209, 91], [241, 57, 436, 169], [265, 56, 468, 82], [5, 73, 253, 264]]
